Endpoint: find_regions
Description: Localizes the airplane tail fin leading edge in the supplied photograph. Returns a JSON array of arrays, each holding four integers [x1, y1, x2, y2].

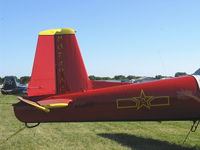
[[27, 28, 91, 96]]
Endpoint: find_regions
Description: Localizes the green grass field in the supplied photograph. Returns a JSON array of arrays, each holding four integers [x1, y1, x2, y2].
[[0, 94, 200, 150]]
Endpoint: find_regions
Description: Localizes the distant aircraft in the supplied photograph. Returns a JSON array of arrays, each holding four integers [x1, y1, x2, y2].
[[193, 68, 200, 75], [1, 76, 27, 95], [13, 28, 200, 127], [133, 77, 158, 83]]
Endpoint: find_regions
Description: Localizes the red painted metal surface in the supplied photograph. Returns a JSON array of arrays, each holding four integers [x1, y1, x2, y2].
[[27, 34, 91, 96], [54, 35, 91, 94], [27, 36, 56, 96], [91, 80, 131, 89], [13, 76, 200, 123], [13, 29, 200, 123]]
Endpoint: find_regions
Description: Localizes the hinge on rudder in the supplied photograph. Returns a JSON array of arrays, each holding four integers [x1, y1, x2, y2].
[[183, 120, 200, 144]]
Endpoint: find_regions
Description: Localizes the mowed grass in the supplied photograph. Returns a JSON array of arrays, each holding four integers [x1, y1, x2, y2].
[[0, 94, 200, 150]]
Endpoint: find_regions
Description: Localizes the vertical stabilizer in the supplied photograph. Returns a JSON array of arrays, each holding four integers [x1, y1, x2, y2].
[[27, 28, 91, 96]]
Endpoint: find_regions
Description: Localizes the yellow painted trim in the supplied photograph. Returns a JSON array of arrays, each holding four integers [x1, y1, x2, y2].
[[150, 96, 170, 107], [116, 90, 170, 110], [31, 103, 50, 112], [39, 28, 75, 35], [44, 103, 68, 108], [116, 98, 137, 109], [18, 97, 50, 112]]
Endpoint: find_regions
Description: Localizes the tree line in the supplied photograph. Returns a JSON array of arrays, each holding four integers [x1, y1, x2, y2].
[[0, 76, 30, 85], [89, 72, 187, 80], [0, 72, 187, 85]]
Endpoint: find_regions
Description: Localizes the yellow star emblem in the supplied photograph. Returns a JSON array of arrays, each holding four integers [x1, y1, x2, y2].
[[132, 90, 152, 110], [116, 90, 170, 110]]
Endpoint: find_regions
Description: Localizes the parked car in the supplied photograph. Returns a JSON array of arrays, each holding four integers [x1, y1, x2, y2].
[[1, 76, 27, 95]]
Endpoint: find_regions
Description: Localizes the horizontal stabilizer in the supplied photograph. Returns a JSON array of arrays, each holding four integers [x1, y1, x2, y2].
[[17, 97, 50, 112], [17, 97, 72, 112]]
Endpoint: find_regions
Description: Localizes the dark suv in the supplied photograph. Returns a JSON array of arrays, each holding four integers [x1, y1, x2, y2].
[[1, 76, 27, 95]]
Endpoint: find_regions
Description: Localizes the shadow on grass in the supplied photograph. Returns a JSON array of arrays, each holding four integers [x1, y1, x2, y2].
[[98, 133, 197, 150]]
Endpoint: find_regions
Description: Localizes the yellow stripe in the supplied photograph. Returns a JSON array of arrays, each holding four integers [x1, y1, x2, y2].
[[44, 103, 68, 108], [17, 96, 50, 112], [30, 103, 50, 112]]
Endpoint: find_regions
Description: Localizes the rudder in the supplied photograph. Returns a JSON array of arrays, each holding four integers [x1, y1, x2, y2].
[[27, 28, 91, 96]]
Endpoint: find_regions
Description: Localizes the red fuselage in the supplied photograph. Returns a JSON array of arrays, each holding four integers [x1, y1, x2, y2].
[[13, 75, 200, 123], [12, 28, 200, 123]]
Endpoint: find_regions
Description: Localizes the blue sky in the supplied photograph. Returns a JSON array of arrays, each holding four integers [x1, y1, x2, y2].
[[0, 0, 200, 77]]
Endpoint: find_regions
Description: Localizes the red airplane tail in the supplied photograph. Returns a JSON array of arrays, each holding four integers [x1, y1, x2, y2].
[[27, 28, 91, 96], [14, 28, 200, 124]]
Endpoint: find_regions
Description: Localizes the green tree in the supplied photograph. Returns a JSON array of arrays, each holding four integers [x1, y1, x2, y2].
[[0, 77, 3, 84], [19, 76, 30, 84], [89, 75, 109, 80], [155, 75, 164, 79], [101, 77, 112, 80], [127, 75, 140, 80], [175, 72, 187, 77], [89, 75, 96, 80], [95, 76, 102, 80], [114, 75, 126, 80], [127, 75, 135, 80]]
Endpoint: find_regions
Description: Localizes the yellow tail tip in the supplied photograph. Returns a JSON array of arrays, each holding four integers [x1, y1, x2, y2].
[[39, 28, 76, 35]]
